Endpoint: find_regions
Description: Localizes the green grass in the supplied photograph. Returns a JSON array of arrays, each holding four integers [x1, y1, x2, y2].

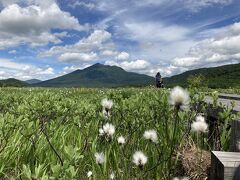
[[0, 87, 237, 179]]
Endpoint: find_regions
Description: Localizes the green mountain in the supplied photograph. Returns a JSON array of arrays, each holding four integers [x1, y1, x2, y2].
[[35, 63, 155, 87], [25, 79, 42, 84], [163, 63, 240, 88], [0, 78, 28, 87]]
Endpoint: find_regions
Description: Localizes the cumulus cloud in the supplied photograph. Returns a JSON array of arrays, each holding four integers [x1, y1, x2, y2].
[[105, 59, 184, 77], [62, 64, 92, 74], [101, 50, 118, 56], [115, 52, 130, 61], [40, 29, 112, 62], [0, 58, 55, 80], [105, 59, 150, 71], [59, 52, 97, 62], [0, 2, 86, 49], [172, 22, 240, 69]]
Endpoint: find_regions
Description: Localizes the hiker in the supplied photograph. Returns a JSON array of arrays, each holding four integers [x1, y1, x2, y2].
[[155, 72, 163, 88]]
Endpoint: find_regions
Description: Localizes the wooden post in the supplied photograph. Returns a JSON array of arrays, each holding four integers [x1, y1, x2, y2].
[[211, 151, 240, 180], [230, 119, 240, 152]]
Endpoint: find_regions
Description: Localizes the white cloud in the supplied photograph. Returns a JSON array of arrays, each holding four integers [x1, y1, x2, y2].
[[183, 0, 233, 12], [0, 58, 55, 80], [40, 30, 112, 63], [8, 50, 17, 54], [0, 3, 86, 49], [124, 22, 190, 42], [172, 22, 240, 69], [105, 59, 183, 77], [68, 1, 95, 9], [105, 59, 150, 71], [59, 52, 97, 62], [115, 51, 130, 61], [102, 50, 118, 56], [62, 64, 92, 74], [0, 0, 57, 8]]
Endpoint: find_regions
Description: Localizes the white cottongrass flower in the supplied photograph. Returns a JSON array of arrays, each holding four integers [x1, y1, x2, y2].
[[169, 86, 190, 108], [196, 115, 205, 122], [95, 152, 105, 165], [99, 128, 104, 136], [102, 123, 115, 138], [101, 98, 113, 110], [191, 115, 208, 133], [143, 130, 158, 143], [117, 136, 126, 145], [87, 171, 93, 177], [132, 151, 148, 168], [109, 172, 115, 179]]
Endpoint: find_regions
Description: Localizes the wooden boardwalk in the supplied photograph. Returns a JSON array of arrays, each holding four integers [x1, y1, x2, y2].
[[207, 93, 240, 179], [205, 93, 240, 112]]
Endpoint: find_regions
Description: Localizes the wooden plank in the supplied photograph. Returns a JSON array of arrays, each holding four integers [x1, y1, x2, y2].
[[211, 151, 240, 180], [218, 93, 240, 101], [205, 96, 240, 112], [230, 120, 240, 152]]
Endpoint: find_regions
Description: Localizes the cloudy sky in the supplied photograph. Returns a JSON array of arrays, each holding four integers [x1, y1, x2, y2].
[[0, 0, 240, 80]]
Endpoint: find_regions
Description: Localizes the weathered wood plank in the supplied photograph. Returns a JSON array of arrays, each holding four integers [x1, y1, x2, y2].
[[230, 120, 240, 152], [211, 151, 240, 180], [218, 93, 240, 101], [205, 96, 240, 112]]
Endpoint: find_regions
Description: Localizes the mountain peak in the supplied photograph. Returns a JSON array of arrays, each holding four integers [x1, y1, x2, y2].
[[90, 63, 104, 68], [35, 63, 154, 87]]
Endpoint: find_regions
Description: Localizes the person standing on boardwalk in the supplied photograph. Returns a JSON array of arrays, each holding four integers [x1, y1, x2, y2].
[[155, 72, 162, 88]]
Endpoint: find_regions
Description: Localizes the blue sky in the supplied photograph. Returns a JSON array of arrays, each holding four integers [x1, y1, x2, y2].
[[0, 0, 240, 80]]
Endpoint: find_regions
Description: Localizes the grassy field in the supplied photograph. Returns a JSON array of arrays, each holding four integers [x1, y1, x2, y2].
[[0, 87, 239, 179]]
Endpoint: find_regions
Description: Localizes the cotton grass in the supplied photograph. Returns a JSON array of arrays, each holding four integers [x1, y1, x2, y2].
[[117, 136, 125, 145], [169, 86, 190, 109], [143, 130, 158, 143], [191, 115, 208, 133], [95, 152, 105, 165], [132, 151, 148, 168]]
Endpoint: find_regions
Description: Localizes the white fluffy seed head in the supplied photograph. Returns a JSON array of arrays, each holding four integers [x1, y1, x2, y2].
[[95, 152, 105, 165], [196, 115, 205, 122], [87, 171, 92, 177], [109, 172, 115, 179], [191, 121, 208, 133], [102, 123, 115, 138], [143, 130, 158, 143], [117, 136, 126, 145], [99, 128, 104, 136], [169, 86, 190, 108], [101, 98, 113, 110], [132, 151, 148, 167]]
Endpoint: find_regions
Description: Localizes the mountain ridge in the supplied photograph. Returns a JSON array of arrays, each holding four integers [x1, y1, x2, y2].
[[35, 63, 155, 87], [25, 79, 42, 84], [164, 63, 240, 88], [0, 78, 28, 87]]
